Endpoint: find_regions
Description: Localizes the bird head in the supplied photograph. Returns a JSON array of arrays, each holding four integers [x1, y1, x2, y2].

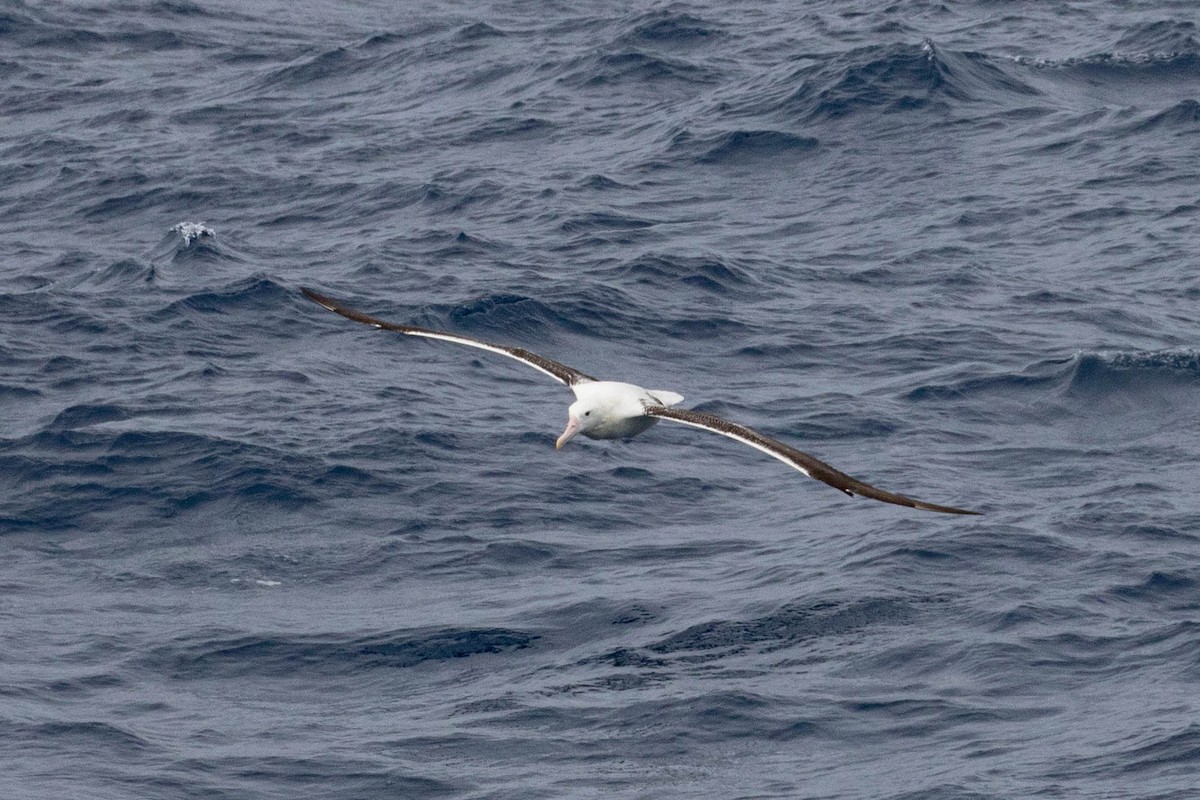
[[556, 398, 601, 449]]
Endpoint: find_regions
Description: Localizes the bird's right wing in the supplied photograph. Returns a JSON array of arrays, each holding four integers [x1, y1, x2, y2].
[[301, 287, 596, 387], [644, 405, 980, 515]]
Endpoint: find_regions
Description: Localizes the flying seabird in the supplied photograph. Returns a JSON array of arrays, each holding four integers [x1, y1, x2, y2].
[[301, 288, 979, 515]]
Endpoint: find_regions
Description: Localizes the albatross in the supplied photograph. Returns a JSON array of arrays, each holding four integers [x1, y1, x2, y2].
[[301, 288, 979, 515]]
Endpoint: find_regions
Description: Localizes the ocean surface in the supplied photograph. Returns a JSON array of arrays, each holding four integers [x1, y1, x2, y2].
[[3, 1, 1200, 797]]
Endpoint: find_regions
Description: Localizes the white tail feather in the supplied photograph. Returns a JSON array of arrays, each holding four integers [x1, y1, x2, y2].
[[647, 390, 685, 407]]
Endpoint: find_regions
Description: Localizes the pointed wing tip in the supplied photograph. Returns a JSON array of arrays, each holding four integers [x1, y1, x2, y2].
[[846, 488, 981, 515], [917, 502, 982, 516], [300, 286, 336, 310]]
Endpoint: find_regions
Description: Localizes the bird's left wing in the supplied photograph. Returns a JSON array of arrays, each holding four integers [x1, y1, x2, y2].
[[643, 404, 980, 515], [301, 288, 596, 387]]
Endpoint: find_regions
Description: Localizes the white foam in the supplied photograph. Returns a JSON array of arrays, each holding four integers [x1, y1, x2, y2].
[[172, 221, 215, 244]]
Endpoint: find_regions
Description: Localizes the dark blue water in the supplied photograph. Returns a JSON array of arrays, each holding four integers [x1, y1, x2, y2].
[[3, 1, 1200, 797]]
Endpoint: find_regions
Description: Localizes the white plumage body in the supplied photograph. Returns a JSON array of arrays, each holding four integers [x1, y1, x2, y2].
[[567, 381, 685, 440]]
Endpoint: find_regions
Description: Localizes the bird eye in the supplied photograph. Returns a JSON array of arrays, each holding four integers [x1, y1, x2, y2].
[[584, 411, 591, 416]]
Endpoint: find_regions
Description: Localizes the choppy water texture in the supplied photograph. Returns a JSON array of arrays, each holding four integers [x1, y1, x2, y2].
[[3, 1, 1200, 798]]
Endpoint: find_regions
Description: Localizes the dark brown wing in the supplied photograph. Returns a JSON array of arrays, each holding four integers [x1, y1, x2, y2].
[[301, 287, 596, 387], [644, 405, 980, 515]]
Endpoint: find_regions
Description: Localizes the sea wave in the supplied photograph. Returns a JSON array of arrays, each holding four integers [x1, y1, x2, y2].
[[144, 626, 539, 678]]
